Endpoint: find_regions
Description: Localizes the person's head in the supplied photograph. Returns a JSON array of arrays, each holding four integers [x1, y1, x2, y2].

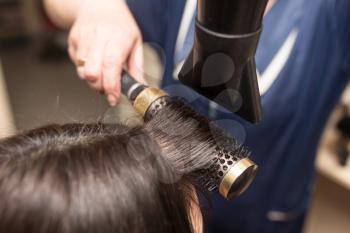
[[0, 123, 207, 233]]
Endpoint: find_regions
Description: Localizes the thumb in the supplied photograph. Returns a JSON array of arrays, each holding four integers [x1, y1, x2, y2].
[[128, 39, 146, 85]]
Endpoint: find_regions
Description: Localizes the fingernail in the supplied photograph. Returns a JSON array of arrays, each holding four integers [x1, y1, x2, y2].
[[107, 94, 117, 106], [77, 67, 85, 80]]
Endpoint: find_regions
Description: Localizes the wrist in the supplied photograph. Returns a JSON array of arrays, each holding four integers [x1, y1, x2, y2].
[[44, 0, 85, 28], [76, 0, 127, 22]]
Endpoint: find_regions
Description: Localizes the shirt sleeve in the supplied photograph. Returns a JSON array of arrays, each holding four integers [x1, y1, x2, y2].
[[126, 0, 168, 47], [328, 0, 350, 75]]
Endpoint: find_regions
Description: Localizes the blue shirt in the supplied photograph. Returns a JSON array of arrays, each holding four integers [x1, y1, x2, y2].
[[127, 0, 350, 232]]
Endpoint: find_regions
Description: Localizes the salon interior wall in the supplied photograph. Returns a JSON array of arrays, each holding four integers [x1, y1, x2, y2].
[[0, 59, 15, 137], [304, 86, 350, 233], [0, 0, 163, 133], [20, 0, 41, 36]]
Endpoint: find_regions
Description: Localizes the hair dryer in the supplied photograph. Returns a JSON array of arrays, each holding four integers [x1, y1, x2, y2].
[[178, 0, 268, 123]]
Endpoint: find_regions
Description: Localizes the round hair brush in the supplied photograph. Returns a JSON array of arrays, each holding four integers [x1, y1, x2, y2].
[[121, 71, 257, 200]]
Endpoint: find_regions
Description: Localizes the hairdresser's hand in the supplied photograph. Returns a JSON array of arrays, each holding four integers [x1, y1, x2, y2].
[[68, 0, 145, 105]]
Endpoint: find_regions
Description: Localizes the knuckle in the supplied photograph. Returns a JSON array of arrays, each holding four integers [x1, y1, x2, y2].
[[68, 28, 79, 42], [103, 55, 119, 69]]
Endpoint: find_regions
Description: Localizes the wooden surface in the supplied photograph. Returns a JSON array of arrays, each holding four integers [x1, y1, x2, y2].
[[0, 59, 15, 137], [316, 146, 350, 191]]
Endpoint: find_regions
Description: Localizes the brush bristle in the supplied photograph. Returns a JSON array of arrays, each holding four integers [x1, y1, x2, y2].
[[144, 97, 251, 194]]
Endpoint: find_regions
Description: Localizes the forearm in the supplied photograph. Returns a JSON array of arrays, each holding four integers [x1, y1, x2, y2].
[[43, 0, 85, 28]]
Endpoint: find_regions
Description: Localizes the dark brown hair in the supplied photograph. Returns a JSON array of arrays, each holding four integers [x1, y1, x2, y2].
[[0, 122, 212, 233]]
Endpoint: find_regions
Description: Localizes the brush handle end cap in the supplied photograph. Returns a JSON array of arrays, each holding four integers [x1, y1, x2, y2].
[[219, 158, 258, 200]]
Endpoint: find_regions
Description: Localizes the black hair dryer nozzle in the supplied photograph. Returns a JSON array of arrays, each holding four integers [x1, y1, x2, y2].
[[178, 0, 268, 123]]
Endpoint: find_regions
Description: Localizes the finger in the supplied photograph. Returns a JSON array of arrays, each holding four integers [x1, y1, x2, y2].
[[68, 31, 86, 80], [84, 34, 105, 83], [128, 38, 146, 85], [102, 42, 125, 106], [68, 32, 78, 66], [68, 46, 77, 64], [75, 30, 92, 80], [68, 29, 78, 60]]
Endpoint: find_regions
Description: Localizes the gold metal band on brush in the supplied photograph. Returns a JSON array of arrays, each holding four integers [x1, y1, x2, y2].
[[219, 158, 257, 199], [133, 87, 167, 117]]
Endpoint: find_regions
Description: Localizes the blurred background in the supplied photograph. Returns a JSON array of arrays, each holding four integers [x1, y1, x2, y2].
[[0, 1, 349, 232]]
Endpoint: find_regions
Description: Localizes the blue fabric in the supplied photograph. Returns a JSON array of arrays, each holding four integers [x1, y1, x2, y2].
[[127, 0, 350, 232], [127, 0, 212, 116]]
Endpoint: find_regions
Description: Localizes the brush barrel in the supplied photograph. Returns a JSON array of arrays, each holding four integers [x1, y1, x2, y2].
[[198, 141, 258, 200], [143, 97, 259, 200], [120, 71, 258, 200]]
